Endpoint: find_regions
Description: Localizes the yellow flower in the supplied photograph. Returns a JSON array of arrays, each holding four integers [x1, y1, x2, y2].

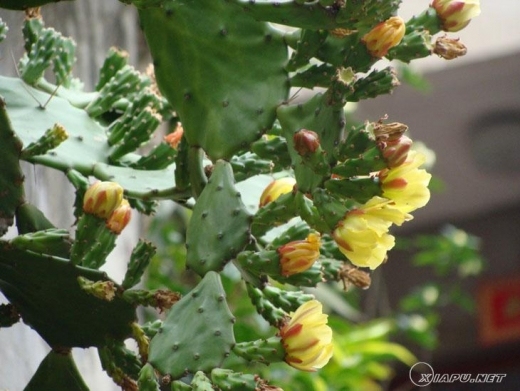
[[278, 233, 321, 277], [432, 0, 481, 32], [279, 300, 333, 372], [83, 181, 124, 219], [259, 177, 296, 207], [332, 197, 411, 269], [379, 151, 432, 213], [106, 199, 132, 234], [362, 16, 406, 58]]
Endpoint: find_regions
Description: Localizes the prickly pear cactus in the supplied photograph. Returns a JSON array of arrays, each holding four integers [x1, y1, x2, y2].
[[0, 0, 479, 390]]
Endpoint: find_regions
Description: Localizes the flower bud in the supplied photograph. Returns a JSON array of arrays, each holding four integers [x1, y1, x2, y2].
[[259, 177, 296, 207], [434, 36, 467, 60], [83, 181, 124, 219], [278, 233, 321, 277], [432, 0, 481, 32], [164, 122, 184, 149], [279, 300, 333, 371], [293, 129, 320, 157], [106, 199, 132, 234], [362, 16, 406, 58]]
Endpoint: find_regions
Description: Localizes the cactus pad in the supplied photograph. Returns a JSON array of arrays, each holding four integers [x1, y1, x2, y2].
[[186, 161, 251, 276], [0, 243, 136, 348], [138, 0, 289, 160], [148, 272, 236, 379]]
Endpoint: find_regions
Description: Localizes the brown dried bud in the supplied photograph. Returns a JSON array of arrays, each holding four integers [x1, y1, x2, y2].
[[373, 121, 409, 142], [293, 129, 320, 156], [329, 28, 357, 38], [154, 289, 181, 312], [340, 264, 371, 290], [434, 36, 467, 60]]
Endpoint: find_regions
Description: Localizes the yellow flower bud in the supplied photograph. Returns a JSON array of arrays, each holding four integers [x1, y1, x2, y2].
[[83, 181, 124, 219], [432, 0, 481, 32], [278, 233, 321, 277], [279, 300, 333, 372], [362, 16, 406, 58], [105, 199, 132, 234], [259, 177, 296, 208]]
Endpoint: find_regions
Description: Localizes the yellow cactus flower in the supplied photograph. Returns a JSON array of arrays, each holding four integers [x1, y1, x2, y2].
[[362, 16, 406, 58], [278, 233, 321, 277], [83, 181, 124, 219], [332, 196, 412, 269], [259, 177, 296, 207], [379, 151, 432, 213], [106, 199, 132, 234], [279, 300, 333, 372], [432, 0, 481, 32]]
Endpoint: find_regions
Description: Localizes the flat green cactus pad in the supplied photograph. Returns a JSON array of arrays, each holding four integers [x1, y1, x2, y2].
[[186, 161, 251, 276], [148, 272, 236, 379], [139, 0, 289, 160], [0, 243, 136, 348], [0, 76, 176, 199], [24, 350, 89, 391]]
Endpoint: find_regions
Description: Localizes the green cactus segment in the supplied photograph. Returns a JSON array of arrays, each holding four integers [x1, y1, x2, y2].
[[262, 285, 314, 314], [0, 0, 73, 10], [20, 28, 58, 85], [345, 67, 400, 102], [277, 261, 324, 287], [186, 161, 251, 276], [333, 149, 385, 177], [104, 338, 142, 380], [251, 192, 298, 238], [149, 272, 236, 379], [0, 76, 178, 199], [325, 176, 382, 204], [70, 213, 116, 268], [10, 228, 71, 258], [85, 65, 145, 118], [139, 0, 289, 160], [24, 350, 89, 391], [0, 243, 136, 347], [211, 369, 265, 391], [138, 363, 161, 391], [268, 220, 311, 248], [311, 188, 353, 231], [96, 47, 129, 91], [171, 381, 192, 391], [290, 63, 337, 89], [233, 337, 285, 365], [22, 16, 44, 54], [52, 35, 76, 87], [122, 239, 157, 289], [387, 30, 433, 63], [21, 123, 68, 159], [287, 29, 329, 72], [277, 92, 345, 192], [130, 142, 177, 170], [406, 7, 442, 36], [236, 250, 281, 280], [0, 100, 25, 237], [190, 371, 213, 391], [230, 152, 273, 183], [15, 203, 55, 235], [107, 88, 162, 146], [250, 135, 291, 170], [246, 283, 287, 327]]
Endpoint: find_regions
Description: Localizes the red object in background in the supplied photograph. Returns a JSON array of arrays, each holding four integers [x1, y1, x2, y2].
[[478, 276, 520, 346]]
